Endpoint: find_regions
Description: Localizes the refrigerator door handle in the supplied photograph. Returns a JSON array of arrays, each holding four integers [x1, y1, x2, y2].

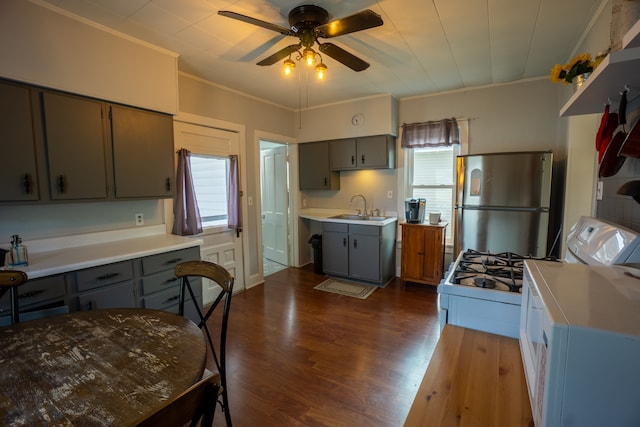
[[459, 205, 549, 212]]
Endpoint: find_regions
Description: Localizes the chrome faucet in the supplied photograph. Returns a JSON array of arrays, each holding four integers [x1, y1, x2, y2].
[[350, 194, 368, 217]]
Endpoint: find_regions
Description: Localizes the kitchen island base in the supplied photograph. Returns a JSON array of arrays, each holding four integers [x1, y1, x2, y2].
[[404, 325, 532, 426]]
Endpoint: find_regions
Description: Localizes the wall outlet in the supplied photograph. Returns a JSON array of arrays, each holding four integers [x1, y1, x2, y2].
[[135, 213, 144, 226], [387, 190, 393, 199]]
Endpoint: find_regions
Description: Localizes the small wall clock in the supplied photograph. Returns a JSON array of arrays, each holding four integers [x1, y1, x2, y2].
[[351, 113, 364, 127]]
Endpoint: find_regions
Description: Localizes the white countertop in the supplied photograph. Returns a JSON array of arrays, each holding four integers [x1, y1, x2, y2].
[[299, 208, 398, 226], [3, 225, 202, 279]]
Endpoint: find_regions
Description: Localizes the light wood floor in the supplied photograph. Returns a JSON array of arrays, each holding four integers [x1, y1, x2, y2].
[[205, 265, 441, 427]]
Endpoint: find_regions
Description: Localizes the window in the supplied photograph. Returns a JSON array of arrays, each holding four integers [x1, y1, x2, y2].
[[190, 154, 229, 228], [407, 145, 459, 244]]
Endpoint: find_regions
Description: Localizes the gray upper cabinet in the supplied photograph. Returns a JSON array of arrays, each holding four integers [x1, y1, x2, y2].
[[110, 105, 174, 198], [0, 78, 176, 204], [42, 92, 109, 200], [0, 81, 40, 202], [330, 135, 395, 170], [299, 141, 340, 190]]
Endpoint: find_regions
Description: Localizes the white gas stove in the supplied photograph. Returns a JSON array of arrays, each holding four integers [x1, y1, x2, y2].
[[437, 216, 640, 338]]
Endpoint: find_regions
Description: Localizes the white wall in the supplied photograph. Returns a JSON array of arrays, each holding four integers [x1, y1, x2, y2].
[[0, 0, 178, 113], [561, 0, 612, 250], [177, 74, 295, 282], [295, 94, 398, 141]]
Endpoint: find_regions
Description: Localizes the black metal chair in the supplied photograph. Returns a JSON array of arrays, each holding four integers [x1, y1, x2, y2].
[[0, 270, 28, 324], [131, 370, 221, 427], [175, 260, 234, 427]]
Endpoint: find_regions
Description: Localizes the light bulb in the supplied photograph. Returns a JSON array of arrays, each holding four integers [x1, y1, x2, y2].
[[283, 58, 295, 76], [303, 48, 316, 66], [316, 63, 327, 80]]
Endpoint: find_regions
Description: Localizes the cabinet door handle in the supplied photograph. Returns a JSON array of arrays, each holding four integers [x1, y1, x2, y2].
[[324, 177, 328, 187], [343, 237, 347, 247], [164, 295, 180, 304], [351, 155, 355, 165], [57, 175, 67, 194], [97, 272, 119, 280], [18, 289, 45, 299], [353, 239, 358, 249], [165, 177, 171, 192], [24, 173, 33, 195], [361, 154, 365, 164]]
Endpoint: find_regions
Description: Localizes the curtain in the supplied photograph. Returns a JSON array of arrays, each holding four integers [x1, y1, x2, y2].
[[172, 148, 202, 236], [401, 118, 460, 148], [228, 155, 242, 233]]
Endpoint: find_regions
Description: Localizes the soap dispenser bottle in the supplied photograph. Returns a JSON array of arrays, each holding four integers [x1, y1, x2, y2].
[[8, 234, 28, 267]]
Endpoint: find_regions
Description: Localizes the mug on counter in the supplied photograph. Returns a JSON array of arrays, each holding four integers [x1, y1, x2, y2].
[[429, 212, 441, 224]]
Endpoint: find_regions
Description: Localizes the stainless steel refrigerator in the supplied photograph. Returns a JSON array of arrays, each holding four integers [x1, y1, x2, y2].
[[454, 151, 553, 257]]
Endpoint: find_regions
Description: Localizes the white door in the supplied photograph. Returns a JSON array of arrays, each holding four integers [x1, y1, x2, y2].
[[261, 145, 289, 266], [173, 121, 245, 303]]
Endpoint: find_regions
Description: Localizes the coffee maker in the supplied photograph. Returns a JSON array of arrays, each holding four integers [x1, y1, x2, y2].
[[405, 198, 426, 223]]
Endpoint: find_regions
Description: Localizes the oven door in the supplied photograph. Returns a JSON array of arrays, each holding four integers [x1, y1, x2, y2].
[[519, 267, 547, 425]]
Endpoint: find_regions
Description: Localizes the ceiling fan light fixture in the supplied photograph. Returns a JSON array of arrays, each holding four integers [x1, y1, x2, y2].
[[316, 62, 327, 80], [303, 47, 316, 66], [283, 58, 296, 76]]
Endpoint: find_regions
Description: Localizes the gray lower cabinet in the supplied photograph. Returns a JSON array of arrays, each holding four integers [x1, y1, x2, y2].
[[63, 246, 203, 324], [322, 222, 396, 285], [72, 260, 135, 310], [138, 246, 202, 324], [0, 274, 68, 326], [322, 223, 349, 276]]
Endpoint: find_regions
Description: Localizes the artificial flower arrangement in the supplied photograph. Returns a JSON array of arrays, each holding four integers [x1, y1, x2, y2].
[[550, 53, 595, 84]]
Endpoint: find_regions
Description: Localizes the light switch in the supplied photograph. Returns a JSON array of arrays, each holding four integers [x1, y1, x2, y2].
[[596, 181, 603, 200]]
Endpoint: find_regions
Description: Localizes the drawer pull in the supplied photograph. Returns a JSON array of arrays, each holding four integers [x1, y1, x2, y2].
[[164, 277, 179, 285], [18, 289, 45, 299], [96, 272, 119, 280], [164, 258, 183, 265], [163, 295, 179, 304]]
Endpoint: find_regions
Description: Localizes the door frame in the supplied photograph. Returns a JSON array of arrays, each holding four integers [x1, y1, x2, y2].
[[254, 131, 300, 278]]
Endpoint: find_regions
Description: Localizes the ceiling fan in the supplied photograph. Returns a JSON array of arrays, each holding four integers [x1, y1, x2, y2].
[[218, 4, 383, 73]]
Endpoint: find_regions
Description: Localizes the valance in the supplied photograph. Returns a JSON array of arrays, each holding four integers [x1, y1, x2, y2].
[[401, 118, 459, 148]]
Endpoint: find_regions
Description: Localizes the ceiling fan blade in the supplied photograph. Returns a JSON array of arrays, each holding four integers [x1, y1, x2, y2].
[[318, 43, 370, 71], [316, 10, 383, 38], [218, 10, 294, 36], [257, 44, 302, 66]]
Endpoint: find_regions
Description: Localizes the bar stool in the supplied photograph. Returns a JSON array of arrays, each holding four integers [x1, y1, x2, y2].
[[0, 270, 28, 324], [175, 260, 234, 427]]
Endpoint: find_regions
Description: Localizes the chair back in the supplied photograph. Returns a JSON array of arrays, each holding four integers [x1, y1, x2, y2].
[[0, 270, 28, 325], [174, 260, 235, 427], [0, 270, 28, 287], [130, 371, 221, 427]]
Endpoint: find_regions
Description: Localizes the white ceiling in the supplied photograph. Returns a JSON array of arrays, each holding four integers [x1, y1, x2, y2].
[[42, 0, 606, 110]]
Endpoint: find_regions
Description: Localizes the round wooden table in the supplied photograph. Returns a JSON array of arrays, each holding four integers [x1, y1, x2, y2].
[[0, 308, 206, 426]]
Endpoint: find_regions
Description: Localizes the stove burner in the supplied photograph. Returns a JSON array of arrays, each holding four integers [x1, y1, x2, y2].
[[473, 277, 496, 288], [450, 249, 557, 293]]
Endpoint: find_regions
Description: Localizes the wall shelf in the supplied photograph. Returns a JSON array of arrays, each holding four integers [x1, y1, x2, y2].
[[560, 46, 640, 116], [560, 20, 640, 117]]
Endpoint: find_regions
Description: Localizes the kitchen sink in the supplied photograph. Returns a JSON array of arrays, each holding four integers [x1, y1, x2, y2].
[[329, 214, 389, 221]]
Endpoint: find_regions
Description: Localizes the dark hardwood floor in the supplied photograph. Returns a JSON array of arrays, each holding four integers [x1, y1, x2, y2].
[[204, 265, 441, 426]]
